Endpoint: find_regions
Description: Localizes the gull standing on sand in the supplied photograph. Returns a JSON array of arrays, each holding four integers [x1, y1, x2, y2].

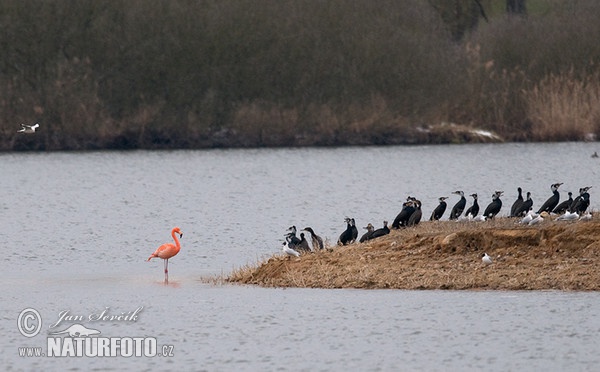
[[17, 123, 40, 133], [555, 210, 579, 221], [482, 253, 493, 265], [282, 241, 300, 257], [528, 212, 547, 225], [519, 210, 536, 224]]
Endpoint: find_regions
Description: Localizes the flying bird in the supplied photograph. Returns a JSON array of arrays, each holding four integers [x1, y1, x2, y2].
[[17, 123, 40, 134]]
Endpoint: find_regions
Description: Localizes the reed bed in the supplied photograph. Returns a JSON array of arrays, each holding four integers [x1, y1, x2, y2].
[[2, 1, 600, 150]]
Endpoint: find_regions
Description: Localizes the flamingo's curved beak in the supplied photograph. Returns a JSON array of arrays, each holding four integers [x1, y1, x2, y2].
[[179, 233, 183, 238]]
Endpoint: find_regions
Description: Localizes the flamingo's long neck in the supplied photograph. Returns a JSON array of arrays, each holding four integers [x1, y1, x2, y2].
[[172, 231, 181, 250]]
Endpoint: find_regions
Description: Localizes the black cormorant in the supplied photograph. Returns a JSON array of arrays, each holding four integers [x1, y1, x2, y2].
[[338, 218, 356, 245], [370, 221, 390, 239], [514, 192, 533, 217], [429, 197, 448, 221], [285, 225, 301, 248], [360, 223, 375, 243], [350, 218, 358, 243], [407, 200, 422, 226], [483, 191, 503, 219], [510, 187, 524, 217], [449, 191, 466, 220], [302, 227, 324, 250], [571, 186, 592, 213], [297, 233, 311, 252], [537, 183, 563, 214], [464, 193, 479, 217], [552, 192, 573, 214], [392, 199, 416, 228]]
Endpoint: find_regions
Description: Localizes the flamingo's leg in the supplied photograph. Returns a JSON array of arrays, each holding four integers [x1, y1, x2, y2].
[[164, 259, 169, 282]]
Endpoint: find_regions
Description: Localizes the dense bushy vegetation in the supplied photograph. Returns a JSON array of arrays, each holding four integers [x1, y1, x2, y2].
[[1, 0, 599, 150]]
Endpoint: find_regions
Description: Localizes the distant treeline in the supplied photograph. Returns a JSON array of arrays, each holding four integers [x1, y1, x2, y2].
[[1, 0, 599, 150]]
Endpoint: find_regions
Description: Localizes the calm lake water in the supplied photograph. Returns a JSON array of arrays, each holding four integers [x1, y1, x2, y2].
[[2, 143, 600, 371]]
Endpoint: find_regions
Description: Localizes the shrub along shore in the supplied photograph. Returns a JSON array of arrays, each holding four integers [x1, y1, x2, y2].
[[227, 217, 600, 290], [2, 1, 600, 151]]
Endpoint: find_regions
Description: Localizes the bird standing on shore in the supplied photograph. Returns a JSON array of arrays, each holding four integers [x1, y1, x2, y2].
[[350, 218, 358, 243], [570, 186, 592, 214], [449, 191, 466, 220], [519, 210, 536, 224], [296, 233, 311, 252], [17, 123, 40, 134], [360, 223, 375, 242], [528, 212, 546, 225], [482, 253, 493, 265], [483, 191, 503, 219], [282, 242, 300, 257], [302, 227, 324, 250], [464, 193, 479, 218], [285, 226, 301, 249], [392, 198, 416, 228], [407, 200, 422, 226], [370, 221, 390, 239], [556, 210, 579, 221], [537, 183, 563, 214], [430, 197, 448, 221], [510, 187, 524, 217], [552, 192, 573, 214], [338, 218, 357, 245], [514, 191, 533, 217]]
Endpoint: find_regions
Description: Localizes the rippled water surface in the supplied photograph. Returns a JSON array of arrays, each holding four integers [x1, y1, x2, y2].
[[2, 144, 600, 371]]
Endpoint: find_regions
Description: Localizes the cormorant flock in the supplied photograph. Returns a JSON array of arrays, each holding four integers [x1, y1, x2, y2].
[[281, 184, 593, 256]]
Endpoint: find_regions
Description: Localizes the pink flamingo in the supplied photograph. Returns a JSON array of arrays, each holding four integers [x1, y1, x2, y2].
[[147, 227, 183, 282]]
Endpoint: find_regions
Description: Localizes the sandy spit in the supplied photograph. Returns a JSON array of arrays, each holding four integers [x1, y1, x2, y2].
[[227, 216, 600, 290]]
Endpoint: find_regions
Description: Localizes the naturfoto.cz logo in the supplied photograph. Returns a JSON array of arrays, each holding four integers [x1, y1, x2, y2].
[[17, 307, 175, 358]]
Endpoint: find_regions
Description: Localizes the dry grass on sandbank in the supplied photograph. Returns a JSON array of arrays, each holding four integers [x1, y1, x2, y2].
[[227, 216, 600, 291]]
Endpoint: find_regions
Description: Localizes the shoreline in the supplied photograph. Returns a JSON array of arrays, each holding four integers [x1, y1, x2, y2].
[[227, 217, 600, 291]]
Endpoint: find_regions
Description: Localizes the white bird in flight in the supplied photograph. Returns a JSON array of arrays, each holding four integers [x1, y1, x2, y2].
[[482, 253, 493, 265], [17, 123, 40, 134]]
